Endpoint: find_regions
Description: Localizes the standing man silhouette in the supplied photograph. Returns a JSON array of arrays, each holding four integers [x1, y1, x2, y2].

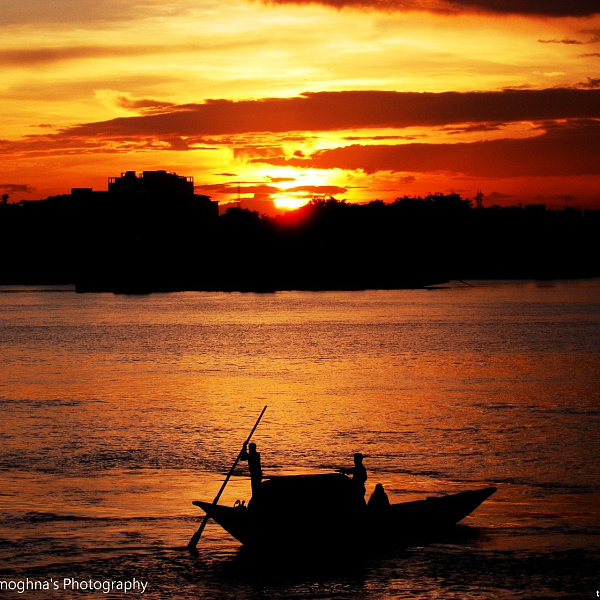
[[240, 441, 263, 496], [340, 452, 367, 497]]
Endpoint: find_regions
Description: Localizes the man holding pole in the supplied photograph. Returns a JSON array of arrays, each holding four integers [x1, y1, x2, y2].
[[240, 442, 263, 496], [187, 405, 267, 550]]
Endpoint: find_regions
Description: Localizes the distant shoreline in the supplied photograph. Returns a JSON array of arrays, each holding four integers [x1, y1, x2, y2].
[[1, 278, 599, 295], [2, 195, 598, 292]]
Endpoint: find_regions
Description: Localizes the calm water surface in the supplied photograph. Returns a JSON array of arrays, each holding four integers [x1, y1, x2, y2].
[[0, 281, 599, 599]]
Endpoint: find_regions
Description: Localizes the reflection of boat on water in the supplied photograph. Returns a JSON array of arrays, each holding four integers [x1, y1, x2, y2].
[[193, 473, 496, 551]]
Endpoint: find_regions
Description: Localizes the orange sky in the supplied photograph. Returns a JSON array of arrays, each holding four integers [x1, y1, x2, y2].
[[1, 0, 599, 212]]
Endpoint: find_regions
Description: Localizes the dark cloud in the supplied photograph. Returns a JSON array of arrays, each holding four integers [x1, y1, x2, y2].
[[233, 145, 287, 161], [580, 29, 600, 43], [286, 185, 348, 195], [0, 183, 35, 194], [163, 136, 191, 150], [267, 176, 296, 183], [538, 29, 600, 45], [344, 135, 419, 141], [196, 183, 281, 196], [259, 0, 600, 17], [112, 95, 178, 115], [430, 0, 600, 16], [578, 77, 600, 89], [193, 182, 346, 198], [0, 45, 169, 68], [0, 41, 262, 69], [5, 89, 600, 191], [0, 132, 183, 158], [253, 120, 600, 178], [442, 122, 507, 134], [538, 38, 584, 45], [63, 89, 600, 139]]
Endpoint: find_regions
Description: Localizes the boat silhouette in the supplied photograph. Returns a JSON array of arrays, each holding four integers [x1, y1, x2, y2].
[[193, 473, 496, 551]]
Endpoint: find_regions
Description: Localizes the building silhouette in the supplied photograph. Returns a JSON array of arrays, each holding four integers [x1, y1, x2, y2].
[[72, 170, 218, 219], [69, 170, 220, 292], [108, 170, 194, 196]]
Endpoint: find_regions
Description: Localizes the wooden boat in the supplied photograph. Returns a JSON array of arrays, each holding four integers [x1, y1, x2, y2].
[[193, 473, 496, 551]]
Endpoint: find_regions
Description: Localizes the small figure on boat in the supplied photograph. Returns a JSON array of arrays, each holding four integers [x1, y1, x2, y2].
[[339, 452, 367, 496], [240, 441, 263, 495], [367, 483, 390, 509]]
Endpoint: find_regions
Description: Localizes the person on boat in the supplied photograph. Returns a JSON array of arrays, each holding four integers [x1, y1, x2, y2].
[[367, 483, 390, 509], [339, 452, 367, 496], [240, 441, 263, 495]]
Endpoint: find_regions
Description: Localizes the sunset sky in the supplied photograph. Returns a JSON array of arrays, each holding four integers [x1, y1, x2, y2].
[[1, 0, 599, 212]]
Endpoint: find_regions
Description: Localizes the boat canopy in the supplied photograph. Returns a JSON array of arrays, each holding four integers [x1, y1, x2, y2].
[[250, 473, 365, 514]]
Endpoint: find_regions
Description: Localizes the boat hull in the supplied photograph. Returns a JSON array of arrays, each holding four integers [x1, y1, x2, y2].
[[193, 477, 496, 550], [368, 486, 497, 545]]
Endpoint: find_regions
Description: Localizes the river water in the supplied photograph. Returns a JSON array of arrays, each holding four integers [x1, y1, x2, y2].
[[0, 281, 598, 599]]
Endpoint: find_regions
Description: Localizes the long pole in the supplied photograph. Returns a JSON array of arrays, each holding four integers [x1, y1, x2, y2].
[[187, 405, 267, 550]]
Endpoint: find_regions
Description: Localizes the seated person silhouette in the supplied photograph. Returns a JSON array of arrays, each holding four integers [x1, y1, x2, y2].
[[240, 442, 263, 496], [339, 452, 367, 496], [368, 483, 390, 509]]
